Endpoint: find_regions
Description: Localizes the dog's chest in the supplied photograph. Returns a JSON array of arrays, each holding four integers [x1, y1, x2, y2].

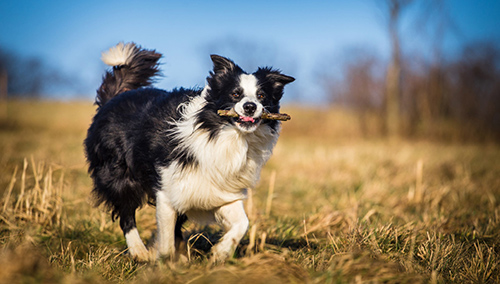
[[158, 125, 278, 213]]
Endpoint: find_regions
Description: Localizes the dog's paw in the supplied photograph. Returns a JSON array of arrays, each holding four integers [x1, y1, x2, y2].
[[128, 245, 152, 262], [210, 244, 233, 264]]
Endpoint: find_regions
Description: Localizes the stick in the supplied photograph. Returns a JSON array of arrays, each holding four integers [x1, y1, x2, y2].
[[217, 109, 291, 121]]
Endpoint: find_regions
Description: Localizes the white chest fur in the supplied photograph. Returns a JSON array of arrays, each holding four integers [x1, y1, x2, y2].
[[158, 92, 279, 214]]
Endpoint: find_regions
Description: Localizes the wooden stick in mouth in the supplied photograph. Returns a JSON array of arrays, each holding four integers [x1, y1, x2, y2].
[[217, 109, 291, 121]]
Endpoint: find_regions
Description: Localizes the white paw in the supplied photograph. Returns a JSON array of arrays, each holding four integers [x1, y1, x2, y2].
[[156, 243, 176, 260], [211, 243, 233, 263], [128, 244, 151, 262]]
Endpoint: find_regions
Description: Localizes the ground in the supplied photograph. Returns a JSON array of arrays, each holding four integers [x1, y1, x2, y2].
[[0, 101, 499, 283]]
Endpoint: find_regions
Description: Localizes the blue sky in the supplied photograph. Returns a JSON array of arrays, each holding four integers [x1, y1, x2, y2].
[[1, 0, 499, 102]]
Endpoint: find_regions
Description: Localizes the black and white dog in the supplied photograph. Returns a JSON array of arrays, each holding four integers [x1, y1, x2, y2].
[[84, 42, 294, 261]]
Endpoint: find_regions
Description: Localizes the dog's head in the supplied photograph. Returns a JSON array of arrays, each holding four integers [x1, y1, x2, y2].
[[206, 55, 294, 133]]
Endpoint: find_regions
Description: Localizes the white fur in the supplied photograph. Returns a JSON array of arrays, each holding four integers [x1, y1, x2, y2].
[[155, 190, 177, 257], [155, 85, 280, 259], [239, 74, 259, 101], [125, 228, 149, 261], [234, 74, 263, 118], [212, 200, 249, 261], [159, 95, 278, 214], [101, 42, 137, 66]]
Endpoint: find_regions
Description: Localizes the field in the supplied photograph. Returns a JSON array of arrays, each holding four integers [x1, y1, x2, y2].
[[0, 100, 499, 283]]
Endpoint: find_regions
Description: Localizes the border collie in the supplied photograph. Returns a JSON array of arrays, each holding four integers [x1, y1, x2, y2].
[[84, 42, 294, 262]]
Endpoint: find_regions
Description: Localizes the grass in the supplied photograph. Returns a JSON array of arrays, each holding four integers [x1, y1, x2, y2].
[[0, 100, 499, 283]]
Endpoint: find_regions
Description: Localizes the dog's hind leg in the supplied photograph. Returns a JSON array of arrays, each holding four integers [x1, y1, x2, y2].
[[120, 208, 150, 261], [212, 200, 249, 262], [175, 214, 188, 253]]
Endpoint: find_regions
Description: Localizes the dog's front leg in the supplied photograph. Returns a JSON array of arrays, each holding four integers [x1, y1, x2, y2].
[[156, 191, 177, 259], [212, 200, 249, 262]]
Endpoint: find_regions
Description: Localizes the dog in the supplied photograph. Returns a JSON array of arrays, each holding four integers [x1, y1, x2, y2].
[[84, 42, 294, 262]]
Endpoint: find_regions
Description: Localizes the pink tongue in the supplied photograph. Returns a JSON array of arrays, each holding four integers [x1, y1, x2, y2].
[[240, 116, 255, 123]]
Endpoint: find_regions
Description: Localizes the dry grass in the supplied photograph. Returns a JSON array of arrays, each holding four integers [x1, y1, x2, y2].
[[0, 101, 499, 283]]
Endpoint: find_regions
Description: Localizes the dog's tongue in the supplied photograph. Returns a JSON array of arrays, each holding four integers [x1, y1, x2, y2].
[[240, 116, 255, 123]]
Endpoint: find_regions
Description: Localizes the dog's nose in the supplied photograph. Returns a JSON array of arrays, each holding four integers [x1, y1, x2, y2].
[[243, 102, 257, 116]]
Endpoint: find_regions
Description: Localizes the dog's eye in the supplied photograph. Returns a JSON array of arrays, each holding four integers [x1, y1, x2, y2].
[[257, 92, 265, 100], [231, 93, 241, 99]]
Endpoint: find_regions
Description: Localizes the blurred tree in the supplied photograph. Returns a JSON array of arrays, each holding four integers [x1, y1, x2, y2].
[[321, 46, 385, 136], [402, 41, 500, 140], [403, 0, 457, 135], [0, 68, 6, 119], [382, 0, 415, 137], [452, 42, 500, 137], [0, 47, 68, 98], [319, 1, 499, 141]]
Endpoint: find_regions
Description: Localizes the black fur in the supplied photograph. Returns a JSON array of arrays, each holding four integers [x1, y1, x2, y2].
[[84, 46, 294, 240], [96, 45, 161, 107], [85, 88, 197, 224]]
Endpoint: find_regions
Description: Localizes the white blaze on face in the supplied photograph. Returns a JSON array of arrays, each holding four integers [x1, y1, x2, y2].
[[235, 74, 263, 118]]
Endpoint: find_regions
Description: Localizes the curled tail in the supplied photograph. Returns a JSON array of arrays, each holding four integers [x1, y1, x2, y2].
[[96, 42, 162, 107]]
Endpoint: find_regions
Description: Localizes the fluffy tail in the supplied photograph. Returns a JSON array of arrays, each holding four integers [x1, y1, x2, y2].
[[96, 42, 162, 107]]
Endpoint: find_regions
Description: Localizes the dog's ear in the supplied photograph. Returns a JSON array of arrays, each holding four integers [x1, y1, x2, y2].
[[210, 55, 237, 74], [267, 73, 295, 88]]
